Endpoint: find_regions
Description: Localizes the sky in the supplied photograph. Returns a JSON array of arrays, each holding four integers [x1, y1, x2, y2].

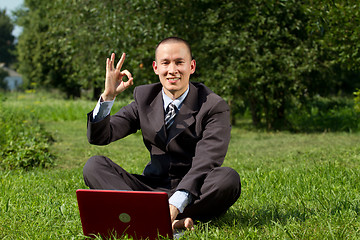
[[1, 0, 24, 38]]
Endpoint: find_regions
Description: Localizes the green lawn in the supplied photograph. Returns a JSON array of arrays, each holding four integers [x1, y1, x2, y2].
[[1, 93, 360, 239]]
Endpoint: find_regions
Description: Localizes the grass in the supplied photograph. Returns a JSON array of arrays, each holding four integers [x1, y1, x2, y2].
[[1, 91, 360, 239]]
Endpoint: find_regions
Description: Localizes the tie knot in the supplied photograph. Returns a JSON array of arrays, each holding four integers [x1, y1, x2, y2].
[[167, 103, 176, 112]]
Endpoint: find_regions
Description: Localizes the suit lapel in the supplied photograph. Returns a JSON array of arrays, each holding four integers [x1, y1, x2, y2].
[[146, 91, 167, 144], [167, 83, 199, 145]]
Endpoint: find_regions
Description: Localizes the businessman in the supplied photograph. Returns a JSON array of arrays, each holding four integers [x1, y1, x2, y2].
[[83, 37, 241, 230]]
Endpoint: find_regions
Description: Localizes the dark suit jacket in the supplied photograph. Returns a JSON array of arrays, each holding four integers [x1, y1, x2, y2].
[[87, 82, 231, 199]]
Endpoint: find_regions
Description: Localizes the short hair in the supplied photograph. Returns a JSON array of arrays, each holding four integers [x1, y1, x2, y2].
[[155, 37, 193, 61]]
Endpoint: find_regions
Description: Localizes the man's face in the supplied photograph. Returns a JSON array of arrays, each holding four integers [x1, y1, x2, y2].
[[153, 42, 196, 99]]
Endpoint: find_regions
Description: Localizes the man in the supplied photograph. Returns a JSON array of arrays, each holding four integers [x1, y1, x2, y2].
[[83, 37, 241, 230]]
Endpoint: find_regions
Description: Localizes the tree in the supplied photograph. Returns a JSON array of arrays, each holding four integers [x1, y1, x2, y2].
[[14, 0, 359, 130], [308, 0, 360, 71], [15, 0, 83, 97], [0, 9, 15, 66], [305, 1, 360, 95], [14, 0, 208, 99], [355, 89, 360, 113], [195, 0, 321, 129], [0, 67, 9, 90]]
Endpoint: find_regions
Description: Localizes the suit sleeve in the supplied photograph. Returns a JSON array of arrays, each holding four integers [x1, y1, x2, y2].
[[87, 90, 140, 146], [176, 97, 231, 199]]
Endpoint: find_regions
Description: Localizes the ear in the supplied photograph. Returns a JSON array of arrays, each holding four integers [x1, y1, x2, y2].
[[152, 61, 159, 75], [190, 59, 196, 74]]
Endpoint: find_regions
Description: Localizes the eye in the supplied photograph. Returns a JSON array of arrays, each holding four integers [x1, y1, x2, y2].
[[176, 61, 184, 65]]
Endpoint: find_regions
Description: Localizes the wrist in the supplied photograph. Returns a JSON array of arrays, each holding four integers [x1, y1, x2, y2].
[[101, 93, 116, 101], [169, 204, 180, 222]]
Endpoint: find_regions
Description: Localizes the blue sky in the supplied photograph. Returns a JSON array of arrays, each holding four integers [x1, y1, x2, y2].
[[1, 0, 24, 37]]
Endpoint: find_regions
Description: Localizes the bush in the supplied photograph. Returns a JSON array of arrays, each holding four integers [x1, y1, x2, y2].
[[0, 68, 9, 90], [0, 100, 55, 170], [355, 89, 360, 113], [287, 96, 360, 132]]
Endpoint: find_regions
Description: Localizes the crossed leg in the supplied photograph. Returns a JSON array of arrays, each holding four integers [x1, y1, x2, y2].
[[83, 156, 241, 230]]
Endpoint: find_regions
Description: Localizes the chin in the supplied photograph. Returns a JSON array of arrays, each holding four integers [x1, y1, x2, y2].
[[164, 83, 179, 90]]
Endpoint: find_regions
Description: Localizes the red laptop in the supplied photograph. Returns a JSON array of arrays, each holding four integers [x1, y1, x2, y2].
[[76, 189, 173, 239]]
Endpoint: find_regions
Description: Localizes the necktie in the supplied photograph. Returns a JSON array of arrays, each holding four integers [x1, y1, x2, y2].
[[165, 103, 177, 129]]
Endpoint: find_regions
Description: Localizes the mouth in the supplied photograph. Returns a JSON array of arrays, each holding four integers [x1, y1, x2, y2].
[[166, 77, 180, 83]]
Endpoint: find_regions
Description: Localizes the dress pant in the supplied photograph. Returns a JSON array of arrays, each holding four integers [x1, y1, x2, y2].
[[83, 155, 241, 221]]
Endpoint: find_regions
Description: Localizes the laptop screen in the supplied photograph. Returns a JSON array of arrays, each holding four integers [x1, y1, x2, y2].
[[76, 189, 173, 239]]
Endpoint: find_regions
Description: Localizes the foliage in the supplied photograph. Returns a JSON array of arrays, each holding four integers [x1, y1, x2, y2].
[[196, 0, 322, 130], [0, 67, 9, 90], [14, 0, 360, 130], [0, 99, 55, 170], [355, 89, 360, 113], [287, 96, 360, 132], [0, 9, 15, 65], [308, 0, 360, 71]]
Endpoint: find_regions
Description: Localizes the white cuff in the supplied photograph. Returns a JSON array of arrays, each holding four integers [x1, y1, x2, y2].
[[92, 97, 115, 122], [169, 190, 192, 213]]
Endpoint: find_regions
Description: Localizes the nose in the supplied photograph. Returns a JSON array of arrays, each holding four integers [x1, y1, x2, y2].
[[168, 62, 178, 74]]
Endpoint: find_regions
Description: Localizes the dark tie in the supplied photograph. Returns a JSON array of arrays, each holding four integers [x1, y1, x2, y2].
[[165, 103, 177, 129]]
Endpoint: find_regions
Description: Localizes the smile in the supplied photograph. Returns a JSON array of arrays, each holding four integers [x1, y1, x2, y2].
[[167, 77, 180, 83]]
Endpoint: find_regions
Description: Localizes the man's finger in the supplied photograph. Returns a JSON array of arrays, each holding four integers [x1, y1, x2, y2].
[[116, 53, 126, 70], [106, 58, 110, 72], [110, 53, 115, 70], [120, 69, 132, 80], [118, 69, 133, 90], [121, 78, 134, 89]]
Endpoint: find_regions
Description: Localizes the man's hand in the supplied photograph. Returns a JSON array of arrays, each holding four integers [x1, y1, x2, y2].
[[101, 53, 133, 101], [169, 204, 180, 224]]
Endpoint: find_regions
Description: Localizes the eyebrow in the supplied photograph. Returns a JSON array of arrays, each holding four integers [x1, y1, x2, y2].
[[160, 57, 185, 62]]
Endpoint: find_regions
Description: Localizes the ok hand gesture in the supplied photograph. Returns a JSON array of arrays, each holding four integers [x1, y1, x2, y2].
[[101, 53, 133, 101]]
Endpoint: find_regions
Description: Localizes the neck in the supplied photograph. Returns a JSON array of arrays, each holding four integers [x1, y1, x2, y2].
[[163, 89, 185, 100]]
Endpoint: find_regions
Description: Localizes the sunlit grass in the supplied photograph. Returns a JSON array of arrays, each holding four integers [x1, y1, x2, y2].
[[1, 92, 360, 239]]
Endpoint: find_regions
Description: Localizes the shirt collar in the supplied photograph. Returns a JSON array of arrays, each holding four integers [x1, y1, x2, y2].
[[162, 85, 189, 111]]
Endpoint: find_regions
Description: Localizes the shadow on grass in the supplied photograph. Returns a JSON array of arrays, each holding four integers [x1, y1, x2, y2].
[[221, 206, 310, 228], [210, 198, 360, 229], [210, 205, 309, 228]]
